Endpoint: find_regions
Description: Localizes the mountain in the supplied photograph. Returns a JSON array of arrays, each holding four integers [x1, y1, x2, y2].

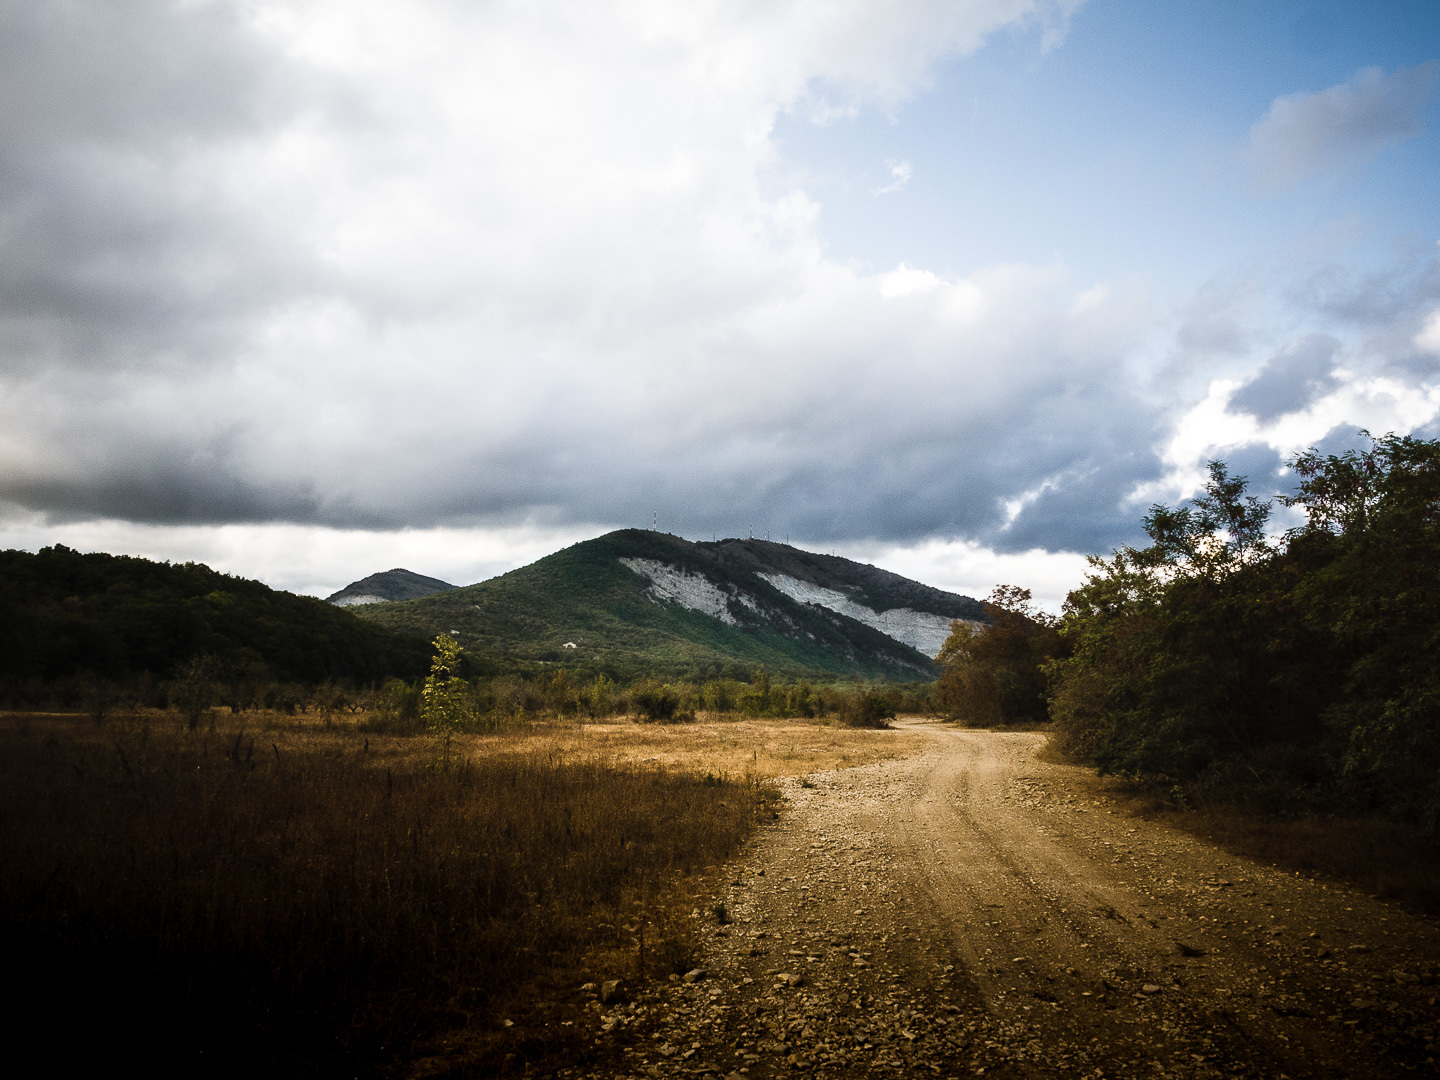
[[0, 546, 430, 686], [354, 530, 986, 681], [327, 568, 458, 607]]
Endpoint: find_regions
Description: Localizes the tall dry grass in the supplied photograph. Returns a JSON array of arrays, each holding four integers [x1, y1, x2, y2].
[[0, 712, 775, 1076]]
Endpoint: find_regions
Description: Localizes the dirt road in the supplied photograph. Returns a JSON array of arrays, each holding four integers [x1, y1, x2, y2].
[[584, 720, 1440, 1078]]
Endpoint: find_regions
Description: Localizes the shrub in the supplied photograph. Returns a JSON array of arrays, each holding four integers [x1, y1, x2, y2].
[[836, 687, 896, 728], [630, 678, 691, 722], [738, 672, 774, 716], [700, 678, 740, 712], [363, 678, 423, 733], [172, 654, 219, 730], [582, 674, 616, 718]]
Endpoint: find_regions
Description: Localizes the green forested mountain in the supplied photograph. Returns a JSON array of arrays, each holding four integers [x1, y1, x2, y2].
[[356, 530, 981, 681], [0, 546, 429, 686], [326, 567, 457, 606]]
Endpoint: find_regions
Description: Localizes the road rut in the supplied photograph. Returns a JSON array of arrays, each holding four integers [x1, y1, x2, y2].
[[587, 721, 1440, 1078]]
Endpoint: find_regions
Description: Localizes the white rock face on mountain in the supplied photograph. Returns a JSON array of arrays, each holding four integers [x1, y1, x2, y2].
[[620, 558, 758, 625], [756, 572, 977, 658], [332, 594, 388, 607]]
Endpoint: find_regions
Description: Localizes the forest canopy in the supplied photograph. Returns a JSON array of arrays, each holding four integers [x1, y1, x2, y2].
[[1042, 432, 1440, 829], [0, 545, 430, 689]]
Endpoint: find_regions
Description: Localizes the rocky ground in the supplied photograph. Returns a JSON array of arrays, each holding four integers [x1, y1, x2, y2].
[[544, 720, 1440, 1078]]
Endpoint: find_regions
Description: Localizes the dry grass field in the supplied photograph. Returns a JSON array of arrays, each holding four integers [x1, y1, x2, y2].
[[456, 713, 926, 780], [0, 709, 920, 1078]]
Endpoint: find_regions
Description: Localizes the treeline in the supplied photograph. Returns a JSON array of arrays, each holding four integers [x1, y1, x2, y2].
[[372, 657, 930, 732], [939, 433, 1440, 829], [16, 639, 931, 730], [0, 545, 430, 692]]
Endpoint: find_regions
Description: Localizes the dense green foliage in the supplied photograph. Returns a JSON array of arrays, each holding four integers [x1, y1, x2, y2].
[[0, 545, 430, 695], [1047, 434, 1440, 828], [365, 652, 930, 733], [934, 586, 1062, 725], [358, 529, 952, 682]]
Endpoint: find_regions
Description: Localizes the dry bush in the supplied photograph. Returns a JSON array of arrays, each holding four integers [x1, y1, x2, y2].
[[0, 713, 773, 1076]]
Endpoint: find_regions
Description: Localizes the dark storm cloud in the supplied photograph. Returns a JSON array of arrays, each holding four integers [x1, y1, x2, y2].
[[1294, 246, 1440, 381], [0, 1, 327, 372], [994, 446, 1165, 553], [1229, 334, 1342, 421], [3, 466, 325, 528], [1307, 426, 1376, 460], [1215, 442, 1287, 490], [1, 1, 1434, 567], [0, 3, 290, 143]]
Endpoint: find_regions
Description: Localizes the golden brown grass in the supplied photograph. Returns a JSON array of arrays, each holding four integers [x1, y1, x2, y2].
[[0, 712, 759, 1075], [456, 713, 925, 781], [0, 709, 919, 1077]]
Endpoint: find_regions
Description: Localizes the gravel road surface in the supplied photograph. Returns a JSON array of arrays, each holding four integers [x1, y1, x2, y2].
[[579, 720, 1440, 1078]]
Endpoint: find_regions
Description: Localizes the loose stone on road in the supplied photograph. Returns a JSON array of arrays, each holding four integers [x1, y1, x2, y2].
[[584, 720, 1440, 1078]]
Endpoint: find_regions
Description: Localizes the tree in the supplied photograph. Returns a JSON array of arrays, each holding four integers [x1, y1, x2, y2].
[[1046, 434, 1440, 827], [173, 654, 219, 731], [1045, 463, 1302, 778], [421, 635, 471, 753], [935, 586, 1059, 726], [1283, 434, 1440, 824]]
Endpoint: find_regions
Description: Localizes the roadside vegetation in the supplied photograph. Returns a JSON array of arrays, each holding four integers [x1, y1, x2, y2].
[[931, 432, 1440, 908], [1045, 433, 1440, 828], [369, 658, 925, 732], [933, 584, 1061, 727], [0, 626, 923, 1076], [5, 643, 928, 730]]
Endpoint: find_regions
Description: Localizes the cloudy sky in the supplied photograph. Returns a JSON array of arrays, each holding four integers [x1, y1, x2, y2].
[[2, 0, 1438, 607]]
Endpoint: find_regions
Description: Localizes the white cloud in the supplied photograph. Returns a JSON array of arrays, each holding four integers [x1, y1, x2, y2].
[[6, 0, 1440, 608], [873, 158, 913, 195], [833, 535, 1091, 614], [877, 262, 940, 298], [1417, 308, 1440, 357], [1, 0, 1159, 558], [1249, 62, 1438, 187], [1142, 370, 1440, 511]]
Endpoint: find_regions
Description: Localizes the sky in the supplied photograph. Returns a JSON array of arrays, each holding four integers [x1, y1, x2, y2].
[[1, 0, 1438, 609]]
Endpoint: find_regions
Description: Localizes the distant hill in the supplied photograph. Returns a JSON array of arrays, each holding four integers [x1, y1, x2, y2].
[[0, 546, 430, 686], [355, 530, 986, 681], [327, 568, 457, 607]]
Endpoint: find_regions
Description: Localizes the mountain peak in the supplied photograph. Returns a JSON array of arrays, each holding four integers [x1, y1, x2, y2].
[[327, 568, 457, 607], [353, 530, 983, 680]]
